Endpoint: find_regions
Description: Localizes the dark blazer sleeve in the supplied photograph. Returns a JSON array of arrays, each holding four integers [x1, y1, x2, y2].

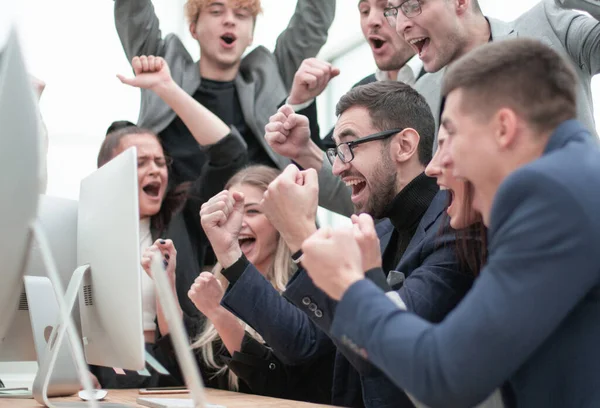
[[222, 333, 333, 403], [397, 221, 475, 324], [182, 128, 248, 241], [284, 212, 475, 375], [220, 260, 336, 365], [330, 169, 599, 407]]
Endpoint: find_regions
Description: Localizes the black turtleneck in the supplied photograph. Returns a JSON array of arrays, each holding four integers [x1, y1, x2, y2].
[[380, 172, 439, 274]]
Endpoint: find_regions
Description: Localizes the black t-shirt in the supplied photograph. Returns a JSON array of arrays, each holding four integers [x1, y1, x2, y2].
[[159, 78, 275, 184]]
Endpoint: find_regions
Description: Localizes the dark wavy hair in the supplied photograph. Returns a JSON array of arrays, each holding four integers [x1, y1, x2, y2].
[[97, 126, 189, 234]]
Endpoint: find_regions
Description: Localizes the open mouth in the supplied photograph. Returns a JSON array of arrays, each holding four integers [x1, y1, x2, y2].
[[369, 36, 387, 51], [345, 179, 367, 203], [440, 185, 456, 214], [408, 37, 430, 56], [238, 236, 256, 253], [220, 33, 237, 46], [142, 181, 161, 198]]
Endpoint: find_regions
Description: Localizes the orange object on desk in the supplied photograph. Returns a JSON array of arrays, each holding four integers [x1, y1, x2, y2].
[[0, 388, 339, 408]]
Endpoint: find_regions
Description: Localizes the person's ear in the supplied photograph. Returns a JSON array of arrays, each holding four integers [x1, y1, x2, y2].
[[390, 128, 420, 164], [189, 22, 198, 39], [493, 108, 519, 150]]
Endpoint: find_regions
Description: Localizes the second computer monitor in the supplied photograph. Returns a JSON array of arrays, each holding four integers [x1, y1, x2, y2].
[[77, 146, 145, 370], [0, 195, 79, 363]]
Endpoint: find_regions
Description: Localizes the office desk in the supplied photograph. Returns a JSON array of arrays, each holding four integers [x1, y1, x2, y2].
[[0, 388, 339, 407]]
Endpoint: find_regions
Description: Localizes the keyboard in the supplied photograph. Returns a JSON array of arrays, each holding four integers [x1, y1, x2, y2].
[[137, 397, 226, 408]]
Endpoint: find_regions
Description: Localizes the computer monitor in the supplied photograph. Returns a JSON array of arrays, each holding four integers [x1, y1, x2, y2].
[[0, 195, 79, 363], [77, 146, 145, 370], [0, 27, 40, 344]]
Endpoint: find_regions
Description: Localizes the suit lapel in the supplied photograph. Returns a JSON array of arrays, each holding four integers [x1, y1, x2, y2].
[[487, 16, 517, 42], [235, 75, 257, 134], [395, 191, 448, 270], [377, 219, 395, 255], [180, 60, 202, 98]]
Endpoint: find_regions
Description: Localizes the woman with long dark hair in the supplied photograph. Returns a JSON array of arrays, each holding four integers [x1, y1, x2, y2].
[[91, 56, 247, 388]]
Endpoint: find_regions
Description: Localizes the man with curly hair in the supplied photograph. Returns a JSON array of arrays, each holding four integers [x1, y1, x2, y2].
[[114, 0, 336, 184]]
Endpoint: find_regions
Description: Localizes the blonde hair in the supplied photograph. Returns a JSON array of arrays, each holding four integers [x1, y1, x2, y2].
[[191, 165, 295, 391], [185, 0, 262, 25]]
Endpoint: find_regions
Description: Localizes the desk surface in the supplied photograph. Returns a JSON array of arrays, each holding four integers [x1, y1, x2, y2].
[[0, 388, 338, 408]]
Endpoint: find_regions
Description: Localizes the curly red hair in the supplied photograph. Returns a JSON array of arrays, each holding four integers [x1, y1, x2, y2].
[[185, 0, 262, 24]]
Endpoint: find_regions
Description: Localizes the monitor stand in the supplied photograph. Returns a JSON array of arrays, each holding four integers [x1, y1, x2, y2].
[[27, 220, 100, 408], [137, 254, 212, 408], [30, 221, 170, 408], [0, 276, 80, 400]]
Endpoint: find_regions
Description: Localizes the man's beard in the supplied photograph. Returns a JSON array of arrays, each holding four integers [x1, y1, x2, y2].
[[355, 152, 397, 219]]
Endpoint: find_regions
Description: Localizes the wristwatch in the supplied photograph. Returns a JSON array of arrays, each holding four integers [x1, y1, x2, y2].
[[291, 249, 304, 264]]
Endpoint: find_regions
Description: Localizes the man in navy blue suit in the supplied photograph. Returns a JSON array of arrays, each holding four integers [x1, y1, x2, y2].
[[200, 81, 477, 407], [302, 38, 600, 408]]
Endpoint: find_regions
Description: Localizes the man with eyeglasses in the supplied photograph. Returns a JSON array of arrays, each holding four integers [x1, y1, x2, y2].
[[266, 0, 422, 216], [270, 0, 600, 218], [384, 0, 600, 138], [217, 81, 476, 408], [282, 0, 421, 150]]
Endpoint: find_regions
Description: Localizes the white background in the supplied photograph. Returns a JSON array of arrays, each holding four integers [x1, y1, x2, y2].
[[0, 0, 598, 382]]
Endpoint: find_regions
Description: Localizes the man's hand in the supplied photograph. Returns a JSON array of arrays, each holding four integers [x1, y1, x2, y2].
[[188, 272, 225, 319], [261, 164, 318, 253], [141, 239, 177, 287], [200, 190, 245, 268], [302, 227, 365, 301], [265, 105, 312, 160], [351, 214, 382, 271], [288, 58, 340, 105], [117, 55, 174, 93]]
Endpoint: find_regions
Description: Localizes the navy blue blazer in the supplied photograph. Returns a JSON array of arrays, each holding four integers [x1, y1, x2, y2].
[[221, 190, 475, 408], [331, 120, 600, 408]]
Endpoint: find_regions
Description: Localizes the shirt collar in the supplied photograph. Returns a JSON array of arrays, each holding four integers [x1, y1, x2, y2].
[[375, 55, 423, 86]]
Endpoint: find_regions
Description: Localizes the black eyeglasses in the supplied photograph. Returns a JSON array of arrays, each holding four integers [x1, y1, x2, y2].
[[383, 0, 423, 26], [326, 128, 403, 165]]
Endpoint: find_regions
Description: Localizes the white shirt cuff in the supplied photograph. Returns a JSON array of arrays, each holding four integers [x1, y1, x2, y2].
[[286, 97, 315, 112]]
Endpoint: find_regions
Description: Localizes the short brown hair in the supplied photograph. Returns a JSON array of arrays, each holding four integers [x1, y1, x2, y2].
[[442, 38, 577, 133], [185, 0, 262, 25], [335, 81, 435, 166]]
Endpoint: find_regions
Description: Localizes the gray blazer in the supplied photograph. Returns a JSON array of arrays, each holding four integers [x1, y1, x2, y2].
[[318, 0, 600, 217], [418, 0, 600, 137], [114, 0, 336, 169]]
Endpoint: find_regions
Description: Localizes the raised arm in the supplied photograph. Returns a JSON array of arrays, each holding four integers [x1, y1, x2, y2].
[[273, 0, 336, 89], [324, 171, 599, 407], [264, 106, 354, 216], [220, 258, 336, 365], [118, 55, 230, 145], [551, 0, 600, 75], [188, 272, 245, 356], [114, 0, 166, 61]]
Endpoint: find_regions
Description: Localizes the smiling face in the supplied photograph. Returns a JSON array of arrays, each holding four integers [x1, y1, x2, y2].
[[331, 106, 398, 218], [359, 0, 415, 72], [425, 127, 479, 229], [392, 0, 468, 73], [190, 0, 255, 73], [115, 133, 169, 219], [230, 183, 279, 276]]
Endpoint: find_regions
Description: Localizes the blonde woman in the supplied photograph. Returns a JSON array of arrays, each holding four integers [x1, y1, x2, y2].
[[163, 166, 334, 403]]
